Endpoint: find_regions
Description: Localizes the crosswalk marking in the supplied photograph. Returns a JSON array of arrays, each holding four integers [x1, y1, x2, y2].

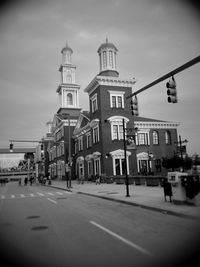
[[56, 192, 63, 195], [37, 193, 45, 196], [0, 191, 72, 200]]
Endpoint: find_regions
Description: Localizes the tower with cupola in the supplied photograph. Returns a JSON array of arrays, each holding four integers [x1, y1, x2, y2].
[[56, 42, 81, 116], [97, 38, 119, 77]]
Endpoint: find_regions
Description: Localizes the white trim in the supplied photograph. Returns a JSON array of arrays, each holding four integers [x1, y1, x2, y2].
[[84, 75, 136, 95], [135, 121, 180, 129], [110, 149, 131, 175]]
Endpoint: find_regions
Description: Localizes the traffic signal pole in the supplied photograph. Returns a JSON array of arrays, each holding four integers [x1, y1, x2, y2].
[[126, 55, 200, 99]]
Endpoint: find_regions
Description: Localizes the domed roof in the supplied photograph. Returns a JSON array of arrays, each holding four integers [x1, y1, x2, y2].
[[61, 42, 73, 54], [97, 38, 118, 53]]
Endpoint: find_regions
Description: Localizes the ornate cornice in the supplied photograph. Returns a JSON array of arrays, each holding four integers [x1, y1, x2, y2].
[[135, 121, 180, 129], [56, 83, 80, 93], [84, 75, 136, 95]]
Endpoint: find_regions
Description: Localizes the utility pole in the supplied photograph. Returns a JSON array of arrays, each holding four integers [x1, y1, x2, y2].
[[123, 119, 130, 197]]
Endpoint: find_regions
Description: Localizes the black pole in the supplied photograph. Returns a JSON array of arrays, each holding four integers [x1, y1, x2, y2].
[[123, 119, 130, 197], [126, 55, 200, 99]]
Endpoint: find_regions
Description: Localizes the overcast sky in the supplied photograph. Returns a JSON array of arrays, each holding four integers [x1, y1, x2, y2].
[[0, 0, 199, 155]]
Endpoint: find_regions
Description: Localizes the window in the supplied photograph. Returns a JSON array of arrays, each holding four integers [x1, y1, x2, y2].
[[67, 93, 73, 106], [114, 158, 126, 176], [112, 96, 116, 108], [87, 161, 92, 177], [94, 158, 101, 175], [117, 96, 122, 108], [66, 72, 72, 83], [109, 91, 125, 109], [103, 51, 107, 68], [91, 93, 98, 113], [93, 126, 99, 144], [109, 50, 113, 68], [108, 116, 129, 141], [155, 159, 161, 172], [74, 141, 78, 154], [112, 124, 123, 140], [137, 133, 149, 145], [165, 131, 171, 145], [152, 131, 159, 145], [86, 133, 92, 148], [78, 136, 83, 151]]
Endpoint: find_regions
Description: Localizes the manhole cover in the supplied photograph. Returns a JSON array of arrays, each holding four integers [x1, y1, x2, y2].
[[27, 215, 40, 219], [31, 226, 48, 231]]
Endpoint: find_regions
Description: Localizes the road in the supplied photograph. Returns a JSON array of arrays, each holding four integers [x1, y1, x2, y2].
[[0, 182, 199, 267]]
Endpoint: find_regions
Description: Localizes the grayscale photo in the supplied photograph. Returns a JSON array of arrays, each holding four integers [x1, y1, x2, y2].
[[0, 1, 200, 267]]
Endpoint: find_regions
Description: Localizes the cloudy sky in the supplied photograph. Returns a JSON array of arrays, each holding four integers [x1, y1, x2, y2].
[[0, 0, 199, 155]]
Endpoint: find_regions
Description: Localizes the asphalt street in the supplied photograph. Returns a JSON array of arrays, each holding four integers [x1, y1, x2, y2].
[[0, 182, 199, 267]]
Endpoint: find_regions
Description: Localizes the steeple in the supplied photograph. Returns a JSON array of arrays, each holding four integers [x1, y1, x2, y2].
[[97, 38, 119, 77], [61, 41, 73, 64], [56, 42, 81, 114]]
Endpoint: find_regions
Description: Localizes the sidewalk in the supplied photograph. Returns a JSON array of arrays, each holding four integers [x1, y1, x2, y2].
[[47, 180, 200, 220]]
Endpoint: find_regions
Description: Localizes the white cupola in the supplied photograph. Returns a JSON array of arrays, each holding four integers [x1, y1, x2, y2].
[[56, 42, 81, 112], [97, 38, 119, 77]]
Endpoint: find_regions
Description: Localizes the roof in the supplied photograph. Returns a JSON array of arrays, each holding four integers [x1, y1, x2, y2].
[[133, 116, 168, 123], [61, 42, 73, 54], [97, 38, 118, 53]]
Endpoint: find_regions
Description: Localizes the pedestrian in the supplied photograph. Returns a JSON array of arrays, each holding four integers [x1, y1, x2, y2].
[[24, 177, 28, 186], [95, 174, 101, 185]]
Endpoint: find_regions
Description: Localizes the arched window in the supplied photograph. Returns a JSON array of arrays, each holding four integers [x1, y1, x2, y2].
[[109, 50, 113, 68], [165, 131, 171, 145], [103, 51, 107, 68], [67, 93, 73, 106], [66, 72, 72, 83], [152, 131, 159, 145]]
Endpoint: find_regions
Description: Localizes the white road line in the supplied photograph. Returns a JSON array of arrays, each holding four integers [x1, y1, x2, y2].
[[11, 195, 15, 198], [1, 195, 5, 199], [56, 192, 63, 195], [37, 193, 45, 196], [20, 194, 25, 198], [64, 191, 72, 194], [47, 198, 57, 204], [90, 221, 152, 257], [47, 192, 54, 196]]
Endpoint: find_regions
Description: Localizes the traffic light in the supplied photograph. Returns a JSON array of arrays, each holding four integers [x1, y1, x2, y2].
[[130, 96, 139, 116], [41, 144, 44, 152], [166, 76, 177, 103], [9, 143, 13, 152]]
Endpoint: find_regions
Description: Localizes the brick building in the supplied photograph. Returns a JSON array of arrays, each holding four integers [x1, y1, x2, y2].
[[45, 40, 179, 181], [72, 39, 179, 180]]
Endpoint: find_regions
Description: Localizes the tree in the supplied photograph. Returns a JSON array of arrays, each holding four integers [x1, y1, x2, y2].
[[162, 155, 192, 171]]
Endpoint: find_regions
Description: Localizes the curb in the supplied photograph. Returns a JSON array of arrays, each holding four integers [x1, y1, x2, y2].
[[47, 184, 198, 220]]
